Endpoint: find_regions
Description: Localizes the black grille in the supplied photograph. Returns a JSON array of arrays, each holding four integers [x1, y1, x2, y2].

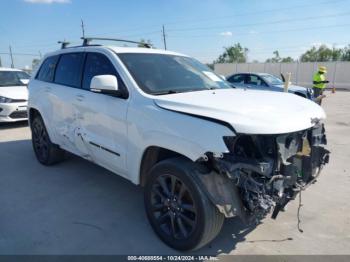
[[9, 110, 28, 119]]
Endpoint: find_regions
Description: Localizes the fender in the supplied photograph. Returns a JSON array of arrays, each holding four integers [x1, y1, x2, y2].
[[125, 103, 235, 184]]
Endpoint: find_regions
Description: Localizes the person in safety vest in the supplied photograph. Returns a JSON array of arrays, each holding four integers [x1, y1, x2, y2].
[[313, 66, 329, 105]]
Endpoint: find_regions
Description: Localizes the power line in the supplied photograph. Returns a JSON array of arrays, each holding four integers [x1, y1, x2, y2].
[[167, 12, 350, 32], [163, 0, 349, 26], [168, 23, 350, 38], [95, 0, 349, 35], [0, 52, 40, 56]]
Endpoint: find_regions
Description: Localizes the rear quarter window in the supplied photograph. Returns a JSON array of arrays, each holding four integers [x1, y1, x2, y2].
[[36, 55, 59, 82]]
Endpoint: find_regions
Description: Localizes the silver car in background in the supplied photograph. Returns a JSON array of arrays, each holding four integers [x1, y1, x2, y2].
[[227, 72, 313, 100]]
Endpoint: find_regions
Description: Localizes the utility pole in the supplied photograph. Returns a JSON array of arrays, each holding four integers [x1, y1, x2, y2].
[[162, 25, 167, 50], [9, 45, 14, 68], [81, 19, 85, 38], [0, 56, 2, 67]]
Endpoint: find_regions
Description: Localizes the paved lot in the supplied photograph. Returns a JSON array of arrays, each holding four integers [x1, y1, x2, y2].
[[0, 91, 350, 255]]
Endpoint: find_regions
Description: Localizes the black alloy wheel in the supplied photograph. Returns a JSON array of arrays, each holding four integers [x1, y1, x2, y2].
[[144, 158, 224, 251], [31, 115, 65, 165], [150, 174, 197, 240]]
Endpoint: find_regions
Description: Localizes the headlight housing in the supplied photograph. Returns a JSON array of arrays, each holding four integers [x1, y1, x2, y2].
[[0, 96, 13, 103]]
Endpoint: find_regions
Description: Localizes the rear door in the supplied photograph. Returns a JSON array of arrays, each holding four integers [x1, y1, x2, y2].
[[73, 51, 129, 176], [51, 52, 86, 154]]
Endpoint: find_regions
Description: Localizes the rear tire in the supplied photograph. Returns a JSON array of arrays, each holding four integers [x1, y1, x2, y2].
[[31, 115, 65, 165], [144, 157, 224, 251]]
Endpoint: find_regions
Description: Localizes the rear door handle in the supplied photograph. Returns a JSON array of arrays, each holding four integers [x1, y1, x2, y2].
[[76, 94, 85, 101]]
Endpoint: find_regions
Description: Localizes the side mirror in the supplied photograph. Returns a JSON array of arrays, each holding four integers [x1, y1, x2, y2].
[[90, 75, 119, 95], [20, 79, 30, 85]]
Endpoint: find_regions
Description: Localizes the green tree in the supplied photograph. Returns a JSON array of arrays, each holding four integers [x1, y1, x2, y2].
[[266, 50, 294, 63], [342, 45, 350, 61], [281, 57, 294, 63], [32, 58, 41, 69], [266, 50, 280, 63], [214, 43, 248, 63], [300, 44, 342, 62]]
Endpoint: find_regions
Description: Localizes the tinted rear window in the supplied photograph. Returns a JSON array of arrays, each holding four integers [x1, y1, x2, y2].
[[54, 53, 85, 88], [36, 56, 59, 82]]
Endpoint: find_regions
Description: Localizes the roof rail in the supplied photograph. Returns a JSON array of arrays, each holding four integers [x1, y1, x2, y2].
[[58, 41, 70, 49], [81, 37, 152, 48]]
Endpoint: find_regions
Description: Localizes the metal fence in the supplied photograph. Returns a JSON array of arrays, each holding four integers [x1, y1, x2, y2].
[[214, 62, 350, 90]]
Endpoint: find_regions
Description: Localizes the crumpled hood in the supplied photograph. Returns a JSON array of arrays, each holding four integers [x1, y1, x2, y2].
[[154, 89, 326, 134], [0, 86, 28, 100]]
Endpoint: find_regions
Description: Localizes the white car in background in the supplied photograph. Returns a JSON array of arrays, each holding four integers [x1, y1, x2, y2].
[[0, 68, 30, 122]]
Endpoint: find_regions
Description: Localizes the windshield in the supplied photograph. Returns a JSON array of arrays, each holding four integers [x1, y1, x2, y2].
[[0, 71, 29, 87], [261, 74, 283, 85], [118, 53, 232, 95], [16, 71, 30, 80]]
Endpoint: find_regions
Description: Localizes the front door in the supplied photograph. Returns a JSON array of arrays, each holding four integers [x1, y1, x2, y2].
[[74, 52, 129, 176]]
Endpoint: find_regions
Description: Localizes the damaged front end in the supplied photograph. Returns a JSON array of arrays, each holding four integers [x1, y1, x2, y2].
[[198, 123, 330, 224]]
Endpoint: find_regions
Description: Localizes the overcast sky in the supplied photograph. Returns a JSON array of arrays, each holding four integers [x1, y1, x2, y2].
[[0, 0, 350, 69]]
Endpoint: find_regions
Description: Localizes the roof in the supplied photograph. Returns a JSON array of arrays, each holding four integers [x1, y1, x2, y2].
[[106, 46, 187, 56], [45, 45, 187, 58], [0, 67, 23, 72], [232, 72, 273, 76]]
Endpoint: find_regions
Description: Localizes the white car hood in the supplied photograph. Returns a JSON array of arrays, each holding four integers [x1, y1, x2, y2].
[[0, 86, 28, 100], [154, 89, 326, 134]]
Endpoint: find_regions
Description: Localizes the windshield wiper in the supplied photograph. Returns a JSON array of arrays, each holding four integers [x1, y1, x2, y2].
[[152, 90, 180, 95]]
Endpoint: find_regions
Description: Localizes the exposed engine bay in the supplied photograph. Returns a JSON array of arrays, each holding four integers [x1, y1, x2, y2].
[[198, 123, 330, 223]]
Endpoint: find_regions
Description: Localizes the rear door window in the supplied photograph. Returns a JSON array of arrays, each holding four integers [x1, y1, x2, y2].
[[36, 55, 59, 82], [54, 53, 85, 88], [228, 74, 245, 84], [246, 75, 266, 86]]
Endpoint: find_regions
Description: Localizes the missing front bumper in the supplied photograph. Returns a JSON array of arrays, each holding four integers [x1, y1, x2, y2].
[[198, 123, 330, 223]]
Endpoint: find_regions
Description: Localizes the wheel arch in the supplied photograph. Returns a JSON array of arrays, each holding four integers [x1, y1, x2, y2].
[[28, 107, 57, 143], [139, 146, 192, 187], [28, 107, 41, 126]]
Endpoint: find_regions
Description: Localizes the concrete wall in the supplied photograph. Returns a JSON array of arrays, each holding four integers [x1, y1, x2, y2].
[[214, 62, 350, 90]]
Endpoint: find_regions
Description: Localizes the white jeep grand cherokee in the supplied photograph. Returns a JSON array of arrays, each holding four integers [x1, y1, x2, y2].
[[28, 40, 329, 251]]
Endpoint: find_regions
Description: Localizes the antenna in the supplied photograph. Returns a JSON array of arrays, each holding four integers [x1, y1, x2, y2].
[[9, 45, 14, 68], [162, 25, 167, 50], [58, 41, 70, 49], [81, 19, 85, 38]]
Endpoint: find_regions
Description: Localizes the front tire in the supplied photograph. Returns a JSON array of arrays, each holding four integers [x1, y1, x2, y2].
[[144, 158, 224, 251], [31, 115, 65, 165]]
